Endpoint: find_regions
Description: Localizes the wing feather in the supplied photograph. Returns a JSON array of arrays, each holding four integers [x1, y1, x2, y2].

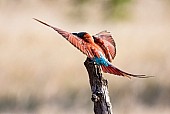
[[103, 40, 116, 59], [94, 30, 116, 47], [93, 30, 116, 60], [34, 18, 95, 58]]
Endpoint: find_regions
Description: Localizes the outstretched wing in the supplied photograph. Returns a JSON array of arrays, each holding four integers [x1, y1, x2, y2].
[[93, 30, 116, 60], [33, 18, 95, 58]]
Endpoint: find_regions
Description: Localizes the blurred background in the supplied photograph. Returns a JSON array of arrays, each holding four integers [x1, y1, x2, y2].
[[0, 0, 170, 114]]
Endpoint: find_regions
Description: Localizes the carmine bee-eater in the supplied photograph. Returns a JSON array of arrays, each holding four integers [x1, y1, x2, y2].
[[34, 18, 151, 79]]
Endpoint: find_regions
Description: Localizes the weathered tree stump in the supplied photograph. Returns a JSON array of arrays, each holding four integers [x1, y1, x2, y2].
[[84, 58, 113, 114]]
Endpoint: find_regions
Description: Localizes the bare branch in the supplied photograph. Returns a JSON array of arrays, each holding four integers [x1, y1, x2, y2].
[[84, 58, 113, 114]]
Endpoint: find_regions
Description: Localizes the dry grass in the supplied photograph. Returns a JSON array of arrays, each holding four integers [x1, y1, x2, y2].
[[0, 0, 170, 113]]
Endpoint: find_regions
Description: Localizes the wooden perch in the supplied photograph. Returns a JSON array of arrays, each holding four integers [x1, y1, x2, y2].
[[84, 58, 113, 114]]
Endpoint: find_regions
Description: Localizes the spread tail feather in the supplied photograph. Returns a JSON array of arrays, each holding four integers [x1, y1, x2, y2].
[[101, 65, 153, 79]]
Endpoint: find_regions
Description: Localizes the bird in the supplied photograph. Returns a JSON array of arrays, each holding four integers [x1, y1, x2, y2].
[[34, 18, 152, 79]]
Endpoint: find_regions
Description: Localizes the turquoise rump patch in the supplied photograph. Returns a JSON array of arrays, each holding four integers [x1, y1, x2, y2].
[[92, 53, 111, 66]]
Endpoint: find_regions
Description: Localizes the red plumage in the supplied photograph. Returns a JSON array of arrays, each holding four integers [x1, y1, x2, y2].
[[34, 18, 152, 79]]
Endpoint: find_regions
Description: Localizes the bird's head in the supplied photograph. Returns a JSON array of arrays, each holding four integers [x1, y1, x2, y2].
[[72, 32, 93, 43], [72, 32, 90, 39]]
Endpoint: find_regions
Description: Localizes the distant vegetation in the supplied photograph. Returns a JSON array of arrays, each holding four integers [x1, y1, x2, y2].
[[0, 0, 169, 113], [70, 0, 133, 21]]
